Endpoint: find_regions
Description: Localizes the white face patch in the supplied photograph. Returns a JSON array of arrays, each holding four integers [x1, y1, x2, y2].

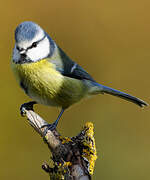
[[12, 36, 50, 63], [17, 29, 45, 49], [26, 36, 50, 62]]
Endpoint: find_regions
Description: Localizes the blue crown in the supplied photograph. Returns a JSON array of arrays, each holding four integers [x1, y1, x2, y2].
[[15, 21, 43, 43]]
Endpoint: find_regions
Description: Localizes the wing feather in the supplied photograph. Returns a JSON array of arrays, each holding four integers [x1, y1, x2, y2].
[[48, 47, 95, 82]]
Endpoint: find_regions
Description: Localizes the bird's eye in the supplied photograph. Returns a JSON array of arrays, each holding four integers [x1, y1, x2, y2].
[[31, 42, 37, 48]]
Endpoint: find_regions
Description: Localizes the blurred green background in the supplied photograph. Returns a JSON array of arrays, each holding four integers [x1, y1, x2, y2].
[[0, 0, 150, 179]]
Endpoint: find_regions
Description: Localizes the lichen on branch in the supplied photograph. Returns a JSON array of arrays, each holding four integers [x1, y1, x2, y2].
[[21, 108, 97, 179]]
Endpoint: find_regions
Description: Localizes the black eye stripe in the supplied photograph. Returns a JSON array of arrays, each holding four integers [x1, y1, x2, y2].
[[28, 35, 46, 50], [30, 42, 38, 49], [16, 34, 46, 51], [32, 42, 37, 47]]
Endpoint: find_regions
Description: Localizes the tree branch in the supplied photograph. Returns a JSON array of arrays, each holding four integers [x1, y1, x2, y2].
[[21, 107, 97, 180]]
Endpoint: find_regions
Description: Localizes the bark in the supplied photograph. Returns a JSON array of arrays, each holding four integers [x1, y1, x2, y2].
[[21, 107, 97, 180]]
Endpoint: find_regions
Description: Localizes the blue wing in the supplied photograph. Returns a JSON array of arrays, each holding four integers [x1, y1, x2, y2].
[[49, 47, 96, 82], [48, 46, 148, 108]]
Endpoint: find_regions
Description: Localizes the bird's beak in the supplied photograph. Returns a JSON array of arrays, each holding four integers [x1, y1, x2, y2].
[[20, 50, 26, 54]]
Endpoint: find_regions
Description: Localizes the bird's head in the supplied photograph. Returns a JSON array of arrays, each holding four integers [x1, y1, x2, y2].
[[13, 21, 54, 64]]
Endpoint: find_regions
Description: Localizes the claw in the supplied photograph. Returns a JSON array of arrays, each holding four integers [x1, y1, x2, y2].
[[20, 107, 26, 116], [41, 108, 65, 136], [42, 123, 57, 136], [20, 101, 37, 116]]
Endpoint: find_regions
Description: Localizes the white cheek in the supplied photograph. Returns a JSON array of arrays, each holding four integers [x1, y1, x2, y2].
[[27, 37, 50, 62]]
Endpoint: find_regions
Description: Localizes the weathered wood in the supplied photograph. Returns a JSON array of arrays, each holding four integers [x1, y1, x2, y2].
[[21, 107, 97, 179]]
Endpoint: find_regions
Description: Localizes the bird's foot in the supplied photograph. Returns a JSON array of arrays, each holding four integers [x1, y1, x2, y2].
[[20, 101, 37, 116], [42, 122, 57, 136]]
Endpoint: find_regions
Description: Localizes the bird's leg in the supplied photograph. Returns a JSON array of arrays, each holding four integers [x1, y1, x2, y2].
[[20, 101, 37, 116], [42, 109, 65, 135], [52, 108, 65, 128]]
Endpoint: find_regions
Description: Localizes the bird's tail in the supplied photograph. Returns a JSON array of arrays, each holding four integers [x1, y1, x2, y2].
[[89, 82, 148, 107]]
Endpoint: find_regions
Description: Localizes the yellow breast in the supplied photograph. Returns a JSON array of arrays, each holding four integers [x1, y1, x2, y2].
[[11, 59, 87, 108]]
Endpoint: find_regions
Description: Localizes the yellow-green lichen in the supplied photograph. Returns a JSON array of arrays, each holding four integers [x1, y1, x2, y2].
[[45, 122, 97, 179], [63, 161, 72, 167], [59, 136, 72, 144], [50, 172, 64, 180], [50, 161, 72, 180], [44, 134, 49, 141], [81, 122, 97, 175]]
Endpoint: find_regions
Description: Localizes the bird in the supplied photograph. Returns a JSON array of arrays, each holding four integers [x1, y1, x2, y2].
[[11, 21, 148, 130]]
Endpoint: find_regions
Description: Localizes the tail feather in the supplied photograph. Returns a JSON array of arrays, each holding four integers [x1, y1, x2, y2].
[[91, 82, 148, 107]]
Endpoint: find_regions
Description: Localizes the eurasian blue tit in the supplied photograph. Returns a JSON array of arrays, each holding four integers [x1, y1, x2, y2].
[[11, 21, 148, 130]]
